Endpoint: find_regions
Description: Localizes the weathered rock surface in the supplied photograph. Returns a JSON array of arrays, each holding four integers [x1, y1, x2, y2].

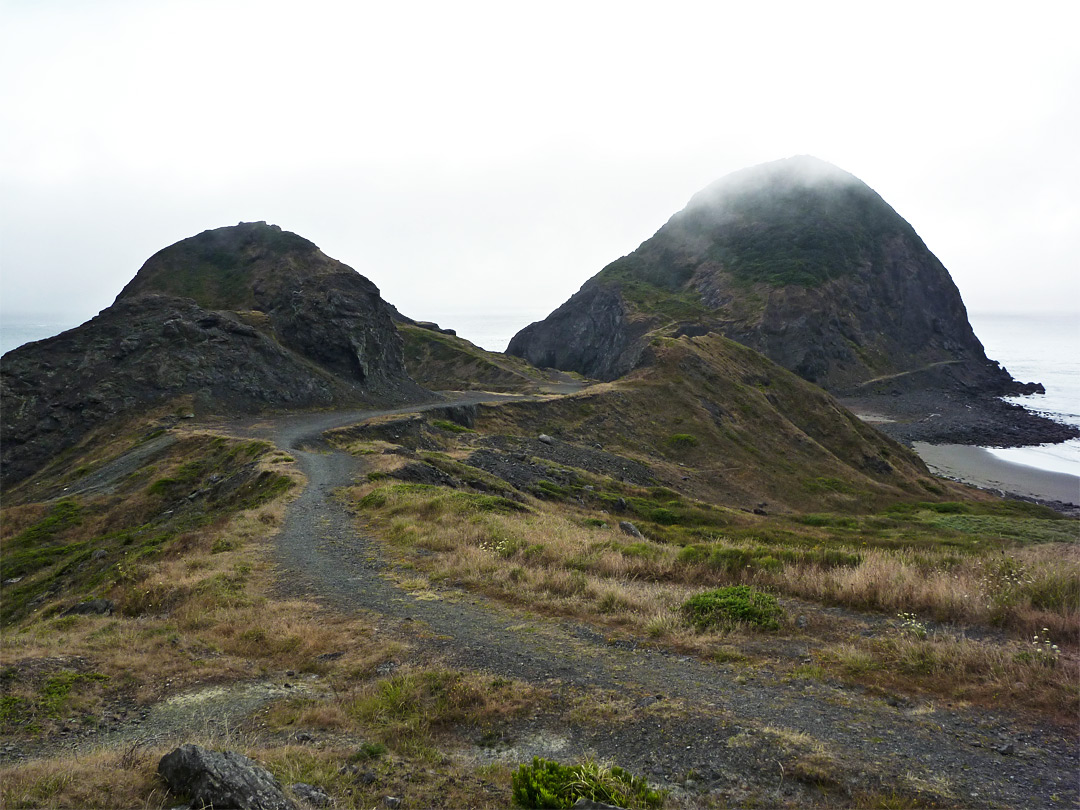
[[289, 783, 331, 808], [117, 222, 421, 394], [62, 599, 114, 616], [157, 744, 297, 810], [1, 223, 430, 485], [510, 284, 655, 381], [508, 156, 1038, 400]]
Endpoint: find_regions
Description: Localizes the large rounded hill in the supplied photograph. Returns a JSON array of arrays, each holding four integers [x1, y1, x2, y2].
[[509, 156, 1024, 396]]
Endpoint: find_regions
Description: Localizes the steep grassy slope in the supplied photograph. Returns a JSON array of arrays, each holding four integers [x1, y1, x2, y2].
[[488, 333, 951, 512], [399, 324, 566, 392]]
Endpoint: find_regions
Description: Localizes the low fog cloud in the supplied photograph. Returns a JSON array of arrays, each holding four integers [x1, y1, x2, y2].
[[2, 1, 1078, 346]]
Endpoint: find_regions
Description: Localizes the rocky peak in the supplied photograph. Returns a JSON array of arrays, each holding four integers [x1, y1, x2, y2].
[[509, 157, 1023, 397], [2, 224, 429, 485], [117, 221, 346, 309], [116, 222, 409, 386]]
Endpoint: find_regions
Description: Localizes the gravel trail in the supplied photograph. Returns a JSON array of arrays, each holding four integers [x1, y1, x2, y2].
[[233, 395, 1078, 808]]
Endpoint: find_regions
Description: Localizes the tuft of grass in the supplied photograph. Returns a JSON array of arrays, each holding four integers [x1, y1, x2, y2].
[[511, 756, 665, 809], [679, 586, 784, 631], [431, 419, 475, 434], [665, 433, 699, 449]]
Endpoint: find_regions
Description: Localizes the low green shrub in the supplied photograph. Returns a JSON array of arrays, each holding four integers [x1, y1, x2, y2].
[[650, 508, 679, 525], [431, 419, 474, 434], [511, 756, 664, 809], [676, 544, 709, 565], [679, 585, 784, 630], [665, 433, 699, 449]]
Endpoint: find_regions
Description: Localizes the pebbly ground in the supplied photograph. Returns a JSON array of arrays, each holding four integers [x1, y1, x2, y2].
[[4, 394, 1076, 808], [236, 398, 1078, 808]]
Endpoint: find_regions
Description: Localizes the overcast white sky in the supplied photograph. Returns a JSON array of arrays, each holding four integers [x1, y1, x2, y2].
[[2, 0, 1078, 349]]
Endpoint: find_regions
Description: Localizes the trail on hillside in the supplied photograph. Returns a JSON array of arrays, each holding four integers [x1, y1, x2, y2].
[[230, 394, 1077, 808], [850, 360, 964, 389]]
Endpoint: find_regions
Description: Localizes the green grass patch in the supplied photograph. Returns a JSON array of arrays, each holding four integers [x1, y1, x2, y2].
[[359, 483, 527, 517], [512, 756, 664, 809], [802, 477, 856, 494], [431, 419, 475, 434], [680, 585, 784, 631], [39, 672, 109, 717], [665, 433, 699, 449], [6, 499, 83, 549]]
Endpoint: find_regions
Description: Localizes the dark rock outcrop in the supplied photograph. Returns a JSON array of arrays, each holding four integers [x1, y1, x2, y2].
[[1, 223, 430, 485], [509, 157, 1033, 399], [62, 599, 114, 616], [158, 744, 297, 810], [290, 783, 331, 808], [115, 221, 419, 392], [509, 284, 654, 381]]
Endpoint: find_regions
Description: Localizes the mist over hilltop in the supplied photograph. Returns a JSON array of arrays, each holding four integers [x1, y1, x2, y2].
[[509, 156, 1026, 395]]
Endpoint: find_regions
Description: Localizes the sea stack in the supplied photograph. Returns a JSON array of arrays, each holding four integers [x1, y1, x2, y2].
[[508, 156, 1029, 397]]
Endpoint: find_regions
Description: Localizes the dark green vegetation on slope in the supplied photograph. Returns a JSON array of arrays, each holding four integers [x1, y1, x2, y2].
[[116, 225, 318, 310], [399, 323, 565, 392], [1, 431, 292, 627]]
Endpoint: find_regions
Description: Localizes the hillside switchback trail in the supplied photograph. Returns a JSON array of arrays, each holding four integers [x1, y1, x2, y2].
[[231, 393, 1076, 808]]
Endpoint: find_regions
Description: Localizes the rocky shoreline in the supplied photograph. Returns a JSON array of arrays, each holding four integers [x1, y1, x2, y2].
[[839, 389, 1079, 449], [842, 390, 1080, 513]]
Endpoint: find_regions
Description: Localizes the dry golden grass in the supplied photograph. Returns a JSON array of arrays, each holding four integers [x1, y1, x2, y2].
[[354, 481, 1079, 638], [816, 631, 1079, 723], [0, 745, 172, 809], [348, 479, 1080, 721], [0, 503, 50, 540], [1, 441, 385, 728], [776, 542, 1080, 638]]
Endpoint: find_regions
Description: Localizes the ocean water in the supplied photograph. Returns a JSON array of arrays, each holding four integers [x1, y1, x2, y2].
[[4, 309, 1076, 478], [968, 312, 1080, 477], [436, 308, 546, 354], [0, 316, 86, 357]]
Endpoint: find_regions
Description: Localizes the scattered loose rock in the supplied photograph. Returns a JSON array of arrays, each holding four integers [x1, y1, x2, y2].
[[619, 521, 643, 539], [573, 799, 628, 810], [62, 599, 114, 616], [290, 783, 331, 807]]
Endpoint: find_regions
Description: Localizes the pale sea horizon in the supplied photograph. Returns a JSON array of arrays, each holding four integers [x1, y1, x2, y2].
[[3, 309, 1076, 477]]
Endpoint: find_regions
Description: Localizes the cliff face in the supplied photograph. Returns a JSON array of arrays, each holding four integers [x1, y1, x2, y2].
[[509, 157, 1024, 395], [2, 223, 428, 484]]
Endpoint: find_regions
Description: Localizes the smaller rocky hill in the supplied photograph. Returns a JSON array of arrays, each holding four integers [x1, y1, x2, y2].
[[116, 222, 417, 388], [1, 223, 429, 485]]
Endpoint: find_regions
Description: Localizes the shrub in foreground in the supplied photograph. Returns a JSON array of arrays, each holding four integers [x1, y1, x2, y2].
[[512, 756, 664, 809], [679, 585, 784, 630]]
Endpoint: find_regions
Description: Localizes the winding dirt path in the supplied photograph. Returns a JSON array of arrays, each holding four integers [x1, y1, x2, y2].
[[227, 395, 1078, 808]]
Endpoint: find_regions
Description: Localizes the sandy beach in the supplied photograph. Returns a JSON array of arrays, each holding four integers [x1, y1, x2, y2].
[[913, 442, 1080, 508]]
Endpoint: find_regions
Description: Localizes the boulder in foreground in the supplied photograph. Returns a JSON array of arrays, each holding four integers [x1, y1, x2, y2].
[[157, 744, 297, 810]]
